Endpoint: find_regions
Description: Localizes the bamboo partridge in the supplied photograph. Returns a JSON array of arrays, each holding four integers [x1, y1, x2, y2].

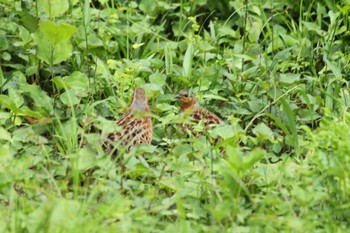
[[107, 87, 152, 153], [176, 89, 224, 130]]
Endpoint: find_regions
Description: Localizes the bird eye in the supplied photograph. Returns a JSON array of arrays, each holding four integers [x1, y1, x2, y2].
[[184, 94, 188, 97]]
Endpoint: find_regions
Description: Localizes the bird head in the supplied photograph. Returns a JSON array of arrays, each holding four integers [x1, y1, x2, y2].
[[131, 87, 149, 112], [176, 89, 200, 111]]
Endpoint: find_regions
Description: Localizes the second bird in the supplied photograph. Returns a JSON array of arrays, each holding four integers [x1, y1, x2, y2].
[[107, 87, 152, 153], [176, 89, 224, 130]]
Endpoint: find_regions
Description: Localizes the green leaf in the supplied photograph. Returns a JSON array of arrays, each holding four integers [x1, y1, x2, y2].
[[20, 106, 44, 118], [242, 149, 264, 171], [248, 21, 263, 42], [325, 84, 334, 110], [299, 109, 321, 122], [0, 144, 14, 163], [0, 95, 20, 113], [280, 98, 298, 150], [38, 0, 69, 18], [52, 39, 74, 64], [324, 58, 342, 79], [0, 112, 10, 120], [0, 127, 12, 142], [133, 144, 157, 154], [173, 143, 193, 156], [1, 52, 11, 61], [252, 123, 274, 139], [202, 94, 228, 101], [279, 73, 300, 84], [19, 83, 53, 114], [39, 21, 77, 46], [19, 4, 39, 32], [198, 40, 215, 51], [155, 103, 177, 112], [26, 199, 81, 233], [0, 34, 9, 50], [78, 147, 96, 171], [266, 113, 291, 136], [63, 71, 89, 96], [60, 90, 80, 106], [302, 22, 324, 36], [33, 31, 74, 65], [132, 42, 145, 49], [0, 67, 3, 89], [33, 31, 52, 64], [164, 43, 174, 74], [52, 76, 65, 92], [225, 144, 242, 170], [270, 47, 292, 69], [183, 42, 194, 78], [149, 72, 166, 87], [209, 125, 235, 139], [8, 87, 24, 108], [139, 0, 156, 13], [25, 66, 37, 76], [248, 99, 265, 113], [83, 0, 90, 27]]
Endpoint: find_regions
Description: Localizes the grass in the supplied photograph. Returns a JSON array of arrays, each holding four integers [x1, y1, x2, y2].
[[1, 0, 350, 232]]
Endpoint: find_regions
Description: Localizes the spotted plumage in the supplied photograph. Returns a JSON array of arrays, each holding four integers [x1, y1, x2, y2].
[[176, 89, 223, 131], [106, 87, 152, 153]]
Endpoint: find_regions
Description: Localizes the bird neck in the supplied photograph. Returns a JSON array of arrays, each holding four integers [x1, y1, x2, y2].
[[180, 97, 200, 112], [130, 104, 150, 115]]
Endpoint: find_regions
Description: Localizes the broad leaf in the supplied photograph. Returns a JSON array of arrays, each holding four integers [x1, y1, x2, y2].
[[279, 73, 300, 84], [33, 31, 74, 65], [39, 21, 77, 46], [60, 89, 80, 106], [253, 123, 274, 140], [19, 83, 53, 114], [38, 0, 69, 18], [0, 34, 8, 50], [63, 71, 89, 96]]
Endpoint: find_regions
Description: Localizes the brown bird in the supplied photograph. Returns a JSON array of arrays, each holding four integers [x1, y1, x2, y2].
[[176, 89, 224, 130], [106, 87, 152, 153]]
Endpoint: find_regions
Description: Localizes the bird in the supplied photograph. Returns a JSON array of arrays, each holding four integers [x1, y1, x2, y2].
[[105, 87, 152, 153], [175, 89, 224, 131]]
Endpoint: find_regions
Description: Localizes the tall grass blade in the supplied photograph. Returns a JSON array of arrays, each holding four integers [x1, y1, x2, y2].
[[183, 41, 194, 78], [280, 98, 298, 151]]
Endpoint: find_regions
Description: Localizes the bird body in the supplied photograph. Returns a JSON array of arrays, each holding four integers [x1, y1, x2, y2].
[[176, 89, 223, 127], [107, 88, 152, 152]]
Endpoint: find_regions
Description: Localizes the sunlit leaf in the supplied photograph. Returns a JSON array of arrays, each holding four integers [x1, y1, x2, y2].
[[60, 89, 80, 106], [183, 42, 194, 78], [0, 34, 8, 50], [38, 0, 69, 18], [63, 71, 89, 96], [78, 147, 96, 171], [173, 143, 192, 156], [33, 31, 75, 65], [139, 0, 156, 13], [279, 73, 300, 84], [149, 72, 166, 87], [19, 83, 53, 114], [39, 21, 76, 46], [252, 123, 274, 139], [83, 0, 90, 27], [0, 127, 12, 142]]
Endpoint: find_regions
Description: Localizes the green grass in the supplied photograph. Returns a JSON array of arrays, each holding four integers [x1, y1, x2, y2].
[[1, 0, 350, 232]]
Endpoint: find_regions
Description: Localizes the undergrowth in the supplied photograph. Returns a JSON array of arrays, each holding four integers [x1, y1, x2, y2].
[[1, 0, 350, 232]]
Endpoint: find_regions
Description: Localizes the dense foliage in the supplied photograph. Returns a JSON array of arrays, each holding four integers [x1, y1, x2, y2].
[[1, 0, 350, 232]]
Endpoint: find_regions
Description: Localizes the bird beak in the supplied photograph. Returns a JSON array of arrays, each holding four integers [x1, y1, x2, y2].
[[175, 94, 181, 99]]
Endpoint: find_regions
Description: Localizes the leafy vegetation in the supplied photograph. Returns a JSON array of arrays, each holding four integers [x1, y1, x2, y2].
[[1, 0, 350, 232]]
